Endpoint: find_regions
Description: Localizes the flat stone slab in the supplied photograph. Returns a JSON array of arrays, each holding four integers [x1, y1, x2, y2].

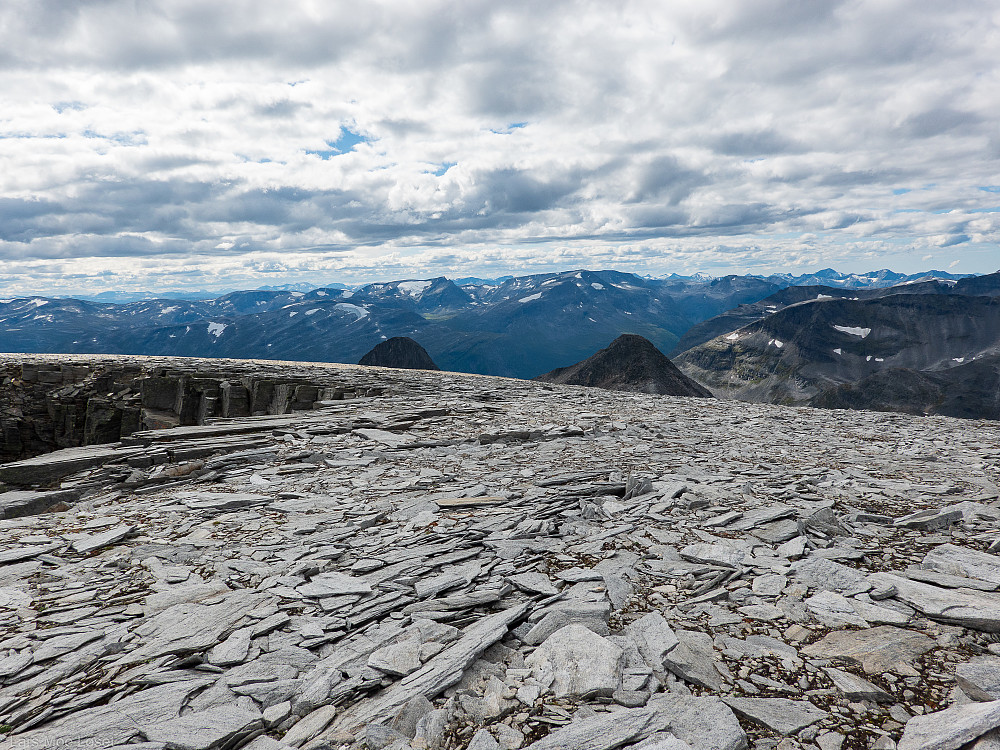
[[298, 572, 373, 597], [801, 625, 935, 674], [71, 524, 134, 554], [870, 572, 1000, 631], [958, 658, 1000, 701], [142, 704, 263, 749], [722, 697, 827, 735], [792, 557, 870, 595], [922, 544, 1000, 586], [823, 667, 894, 703], [0, 488, 80, 519], [0, 444, 143, 486], [899, 700, 1000, 750]]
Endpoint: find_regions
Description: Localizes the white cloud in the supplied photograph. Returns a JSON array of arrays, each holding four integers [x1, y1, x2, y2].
[[0, 0, 997, 295]]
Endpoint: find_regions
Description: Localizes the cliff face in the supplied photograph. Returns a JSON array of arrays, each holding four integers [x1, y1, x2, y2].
[[0, 356, 380, 462]]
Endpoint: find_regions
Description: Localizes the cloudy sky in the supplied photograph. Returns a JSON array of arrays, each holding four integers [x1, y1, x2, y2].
[[1, 0, 998, 294]]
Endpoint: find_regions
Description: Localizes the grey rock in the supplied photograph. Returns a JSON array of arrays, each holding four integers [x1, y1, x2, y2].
[[722, 697, 827, 735], [526, 624, 624, 698], [898, 700, 1000, 750], [647, 695, 748, 750], [801, 625, 935, 674], [208, 626, 253, 666], [2, 680, 209, 749], [870, 572, 1000, 631], [894, 507, 964, 530], [521, 705, 667, 750], [299, 571, 373, 597], [523, 602, 610, 645], [318, 601, 530, 741], [822, 667, 894, 703], [389, 694, 433, 738], [282, 704, 339, 747], [507, 572, 559, 596], [626, 611, 680, 681], [468, 729, 502, 750], [368, 638, 423, 677], [120, 590, 267, 664], [923, 544, 1000, 586], [792, 557, 870, 595], [958, 658, 1000, 701], [142, 705, 263, 749], [663, 629, 724, 691], [71, 524, 134, 554]]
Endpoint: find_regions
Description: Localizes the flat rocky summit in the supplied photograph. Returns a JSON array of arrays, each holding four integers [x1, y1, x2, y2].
[[1, 355, 999, 750], [534, 334, 712, 397]]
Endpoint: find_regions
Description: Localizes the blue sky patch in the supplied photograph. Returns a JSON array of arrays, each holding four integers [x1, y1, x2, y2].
[[430, 162, 457, 176], [306, 128, 368, 159]]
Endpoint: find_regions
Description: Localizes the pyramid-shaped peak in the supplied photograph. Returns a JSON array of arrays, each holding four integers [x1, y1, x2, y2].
[[358, 337, 439, 371], [533, 334, 712, 397]]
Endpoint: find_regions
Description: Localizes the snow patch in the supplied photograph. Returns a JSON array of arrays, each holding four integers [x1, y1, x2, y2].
[[335, 303, 369, 320], [31, 299, 47, 307], [816, 294, 833, 299], [773, 339, 784, 348], [953, 357, 965, 363], [519, 292, 543, 303], [289, 311, 298, 317], [291, 292, 304, 297], [315, 291, 327, 297], [397, 280, 432, 297], [833, 325, 871, 338], [160, 306, 178, 315], [591, 283, 605, 290], [305, 308, 320, 316], [207, 322, 227, 338], [725, 332, 739, 341], [833, 348, 842, 355], [875, 357, 884, 362]]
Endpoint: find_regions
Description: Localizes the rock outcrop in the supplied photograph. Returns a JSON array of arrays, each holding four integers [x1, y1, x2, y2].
[[534, 334, 712, 397], [0, 356, 378, 464], [0, 354, 999, 750], [359, 337, 440, 370]]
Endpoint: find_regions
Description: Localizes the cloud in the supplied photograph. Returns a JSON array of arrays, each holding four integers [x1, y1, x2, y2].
[[0, 0, 997, 295]]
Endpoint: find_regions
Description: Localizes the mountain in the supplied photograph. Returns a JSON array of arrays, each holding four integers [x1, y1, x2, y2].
[[758, 267, 973, 289], [672, 272, 1000, 356], [0, 270, 783, 379], [358, 337, 439, 370], [674, 273, 1000, 417], [810, 354, 1000, 420], [0, 268, 987, 392], [534, 334, 712, 397]]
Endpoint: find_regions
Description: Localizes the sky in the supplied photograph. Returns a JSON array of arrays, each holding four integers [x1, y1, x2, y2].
[[0, 0, 998, 295]]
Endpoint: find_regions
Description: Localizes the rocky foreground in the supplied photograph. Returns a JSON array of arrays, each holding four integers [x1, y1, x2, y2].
[[1, 356, 1000, 750]]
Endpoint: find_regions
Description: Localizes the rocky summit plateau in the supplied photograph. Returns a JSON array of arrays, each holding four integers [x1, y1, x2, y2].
[[1, 354, 1000, 750]]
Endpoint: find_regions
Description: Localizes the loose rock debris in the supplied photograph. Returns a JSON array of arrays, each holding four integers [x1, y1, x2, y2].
[[0, 356, 998, 750]]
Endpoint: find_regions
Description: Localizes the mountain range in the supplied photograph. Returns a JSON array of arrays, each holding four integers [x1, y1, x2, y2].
[[674, 271, 1000, 419], [1, 266, 997, 418]]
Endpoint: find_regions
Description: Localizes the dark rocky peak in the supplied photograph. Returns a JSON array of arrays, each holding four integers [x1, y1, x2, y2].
[[533, 333, 712, 397], [358, 337, 440, 371]]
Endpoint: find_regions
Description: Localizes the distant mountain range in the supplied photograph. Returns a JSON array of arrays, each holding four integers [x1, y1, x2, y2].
[[0, 270, 781, 379], [2, 267, 997, 418]]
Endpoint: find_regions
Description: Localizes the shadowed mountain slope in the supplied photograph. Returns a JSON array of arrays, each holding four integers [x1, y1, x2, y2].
[[534, 334, 712, 397], [358, 337, 439, 370]]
